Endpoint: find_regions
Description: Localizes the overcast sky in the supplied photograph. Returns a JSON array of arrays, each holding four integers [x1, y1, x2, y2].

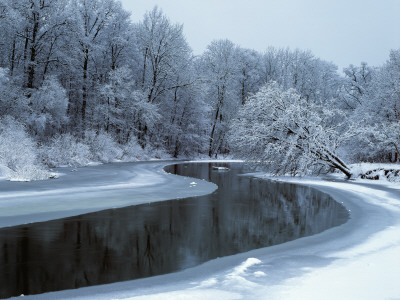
[[119, 0, 400, 71]]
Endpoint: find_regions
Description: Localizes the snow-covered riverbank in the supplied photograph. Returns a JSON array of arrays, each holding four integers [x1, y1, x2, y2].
[[3, 161, 400, 300]]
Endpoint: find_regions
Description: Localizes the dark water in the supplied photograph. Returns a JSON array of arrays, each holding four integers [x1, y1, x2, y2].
[[0, 163, 348, 298]]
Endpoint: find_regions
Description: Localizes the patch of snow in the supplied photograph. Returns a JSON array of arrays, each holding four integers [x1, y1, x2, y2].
[[212, 166, 230, 170], [229, 258, 262, 277], [253, 271, 266, 277], [197, 277, 218, 288]]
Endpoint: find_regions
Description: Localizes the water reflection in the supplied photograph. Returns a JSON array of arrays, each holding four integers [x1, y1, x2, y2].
[[0, 163, 348, 298]]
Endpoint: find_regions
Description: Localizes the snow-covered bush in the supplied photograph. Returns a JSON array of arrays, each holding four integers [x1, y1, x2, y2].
[[121, 137, 148, 161], [40, 133, 91, 167], [0, 116, 50, 181], [145, 145, 171, 160], [83, 130, 123, 163]]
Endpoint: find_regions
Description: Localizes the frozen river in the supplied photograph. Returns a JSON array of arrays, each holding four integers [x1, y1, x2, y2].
[[0, 162, 348, 298], [1, 161, 399, 300]]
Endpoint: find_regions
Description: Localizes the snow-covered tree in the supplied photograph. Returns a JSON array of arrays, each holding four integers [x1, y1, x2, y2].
[[0, 67, 28, 118], [27, 76, 68, 138], [132, 7, 205, 155], [229, 82, 352, 178], [2, 0, 70, 89], [236, 48, 263, 105], [261, 47, 340, 104], [68, 0, 128, 130], [338, 62, 374, 111], [134, 7, 193, 104], [200, 39, 242, 157], [97, 67, 160, 145], [160, 78, 209, 157], [350, 50, 400, 162]]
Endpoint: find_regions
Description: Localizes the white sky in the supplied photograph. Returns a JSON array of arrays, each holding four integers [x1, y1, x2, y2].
[[120, 0, 400, 70]]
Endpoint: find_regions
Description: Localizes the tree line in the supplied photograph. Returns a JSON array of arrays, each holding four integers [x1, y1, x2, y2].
[[0, 0, 399, 180]]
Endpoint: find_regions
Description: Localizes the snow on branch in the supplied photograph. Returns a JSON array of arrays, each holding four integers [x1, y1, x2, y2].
[[229, 82, 352, 178]]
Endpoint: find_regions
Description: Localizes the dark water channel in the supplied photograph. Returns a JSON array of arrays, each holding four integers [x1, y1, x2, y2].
[[0, 162, 349, 298]]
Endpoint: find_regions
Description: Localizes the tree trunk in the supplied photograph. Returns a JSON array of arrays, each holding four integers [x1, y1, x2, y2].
[[23, 33, 29, 84], [141, 47, 148, 88], [27, 11, 39, 89], [9, 37, 16, 76], [42, 37, 57, 81], [241, 70, 246, 105], [173, 138, 180, 158], [331, 159, 352, 179], [208, 105, 220, 157], [81, 49, 89, 131]]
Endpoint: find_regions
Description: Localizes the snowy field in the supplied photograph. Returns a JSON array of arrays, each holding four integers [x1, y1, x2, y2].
[[2, 161, 400, 300]]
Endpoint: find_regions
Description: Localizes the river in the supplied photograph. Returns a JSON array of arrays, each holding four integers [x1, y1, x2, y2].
[[0, 162, 348, 298]]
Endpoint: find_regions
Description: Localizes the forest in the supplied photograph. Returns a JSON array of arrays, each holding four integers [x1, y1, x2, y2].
[[0, 0, 399, 181]]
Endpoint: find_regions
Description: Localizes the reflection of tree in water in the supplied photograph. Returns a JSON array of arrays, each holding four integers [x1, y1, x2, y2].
[[143, 226, 155, 274], [0, 163, 348, 298]]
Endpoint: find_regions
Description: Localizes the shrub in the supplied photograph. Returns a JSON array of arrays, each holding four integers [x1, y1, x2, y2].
[[0, 116, 50, 181], [83, 130, 123, 163], [40, 133, 91, 167], [121, 137, 147, 161]]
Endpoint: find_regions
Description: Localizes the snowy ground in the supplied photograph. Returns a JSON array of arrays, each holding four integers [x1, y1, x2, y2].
[[3, 161, 400, 300]]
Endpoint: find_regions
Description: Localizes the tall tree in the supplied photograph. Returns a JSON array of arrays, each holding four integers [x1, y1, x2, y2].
[[69, 0, 124, 131], [134, 7, 193, 104], [133, 7, 199, 151], [236, 48, 263, 105], [200, 39, 241, 157]]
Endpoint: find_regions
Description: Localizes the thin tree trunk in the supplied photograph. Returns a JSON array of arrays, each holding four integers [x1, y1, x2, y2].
[[27, 11, 39, 89], [9, 37, 16, 76], [42, 37, 57, 81], [23, 32, 29, 84], [142, 47, 148, 88], [209, 105, 220, 157], [81, 49, 89, 131]]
